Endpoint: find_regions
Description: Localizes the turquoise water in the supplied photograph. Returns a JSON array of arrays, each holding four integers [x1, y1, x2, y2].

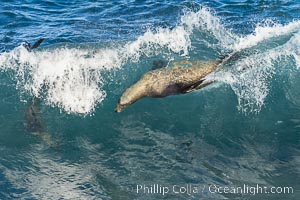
[[1, 0, 300, 199]]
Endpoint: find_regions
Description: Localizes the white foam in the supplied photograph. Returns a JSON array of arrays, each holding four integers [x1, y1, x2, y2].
[[232, 20, 300, 51], [0, 46, 120, 114], [209, 30, 300, 113], [180, 7, 237, 49]]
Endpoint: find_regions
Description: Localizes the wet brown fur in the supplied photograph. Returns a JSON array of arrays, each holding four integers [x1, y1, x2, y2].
[[115, 60, 221, 112]]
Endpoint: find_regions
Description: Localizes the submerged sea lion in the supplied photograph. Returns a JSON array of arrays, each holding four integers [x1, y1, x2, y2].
[[25, 98, 57, 148], [115, 54, 237, 113]]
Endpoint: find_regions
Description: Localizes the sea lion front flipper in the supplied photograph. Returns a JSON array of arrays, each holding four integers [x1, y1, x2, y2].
[[181, 79, 214, 93], [30, 38, 45, 50], [22, 38, 45, 51]]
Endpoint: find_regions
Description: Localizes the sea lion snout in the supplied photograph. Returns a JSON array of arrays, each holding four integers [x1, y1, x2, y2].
[[115, 97, 130, 113], [114, 102, 124, 113], [115, 81, 147, 112]]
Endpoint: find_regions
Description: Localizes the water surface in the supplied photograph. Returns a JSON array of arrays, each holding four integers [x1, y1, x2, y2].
[[0, 0, 300, 199]]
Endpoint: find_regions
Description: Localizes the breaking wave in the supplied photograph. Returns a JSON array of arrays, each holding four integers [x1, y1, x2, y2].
[[0, 7, 300, 114]]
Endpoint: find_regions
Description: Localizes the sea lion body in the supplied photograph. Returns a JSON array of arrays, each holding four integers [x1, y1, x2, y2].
[[143, 61, 218, 96], [115, 60, 220, 112], [25, 101, 44, 134], [25, 100, 57, 148]]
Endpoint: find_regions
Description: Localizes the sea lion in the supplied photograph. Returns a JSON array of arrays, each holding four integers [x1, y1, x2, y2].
[[25, 98, 57, 148], [115, 53, 240, 113], [115, 60, 220, 112]]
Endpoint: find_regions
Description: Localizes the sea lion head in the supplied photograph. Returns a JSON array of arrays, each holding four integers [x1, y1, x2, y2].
[[115, 94, 132, 113], [115, 78, 149, 113]]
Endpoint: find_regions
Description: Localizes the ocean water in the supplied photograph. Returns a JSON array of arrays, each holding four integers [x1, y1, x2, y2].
[[0, 0, 300, 199]]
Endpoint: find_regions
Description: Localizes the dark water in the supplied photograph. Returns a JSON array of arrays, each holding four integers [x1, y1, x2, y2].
[[1, 0, 300, 199]]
